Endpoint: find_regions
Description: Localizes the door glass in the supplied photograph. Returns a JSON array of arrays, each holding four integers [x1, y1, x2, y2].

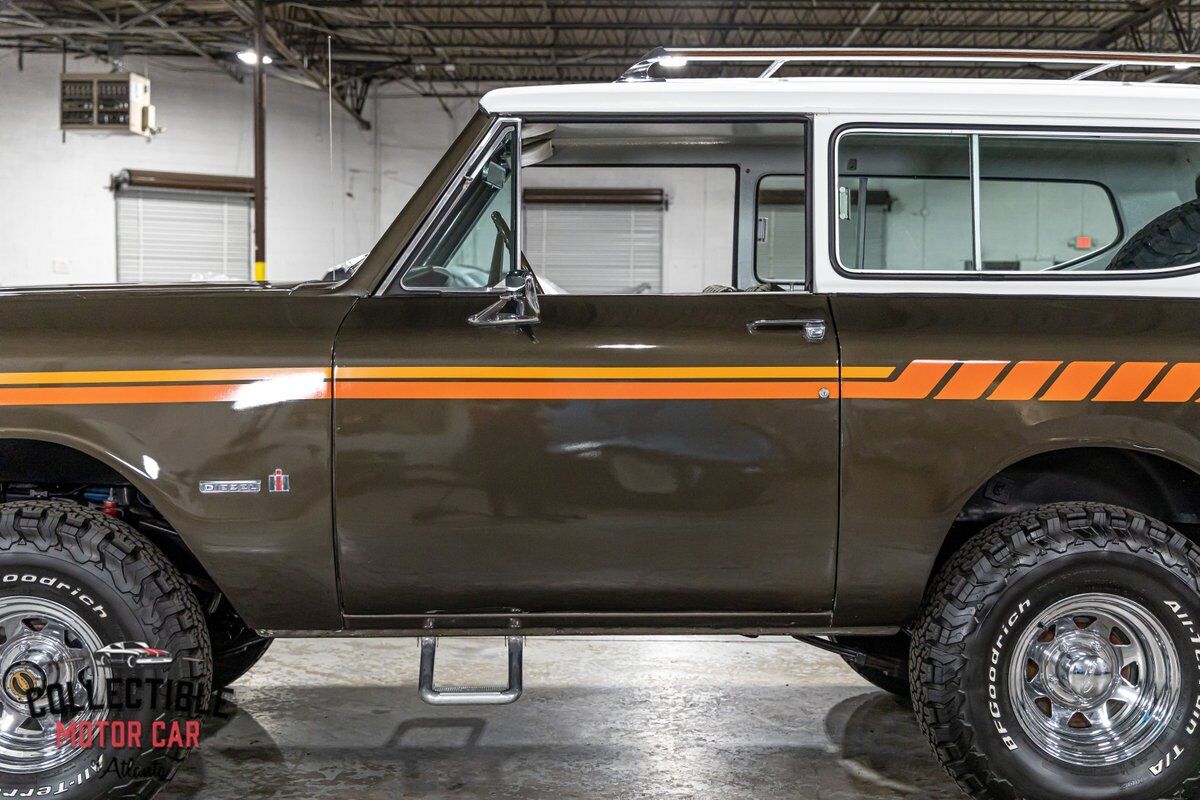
[[755, 176, 806, 284], [518, 120, 804, 293], [402, 129, 517, 291], [837, 133, 974, 271], [976, 135, 1135, 272], [978, 178, 1118, 270]]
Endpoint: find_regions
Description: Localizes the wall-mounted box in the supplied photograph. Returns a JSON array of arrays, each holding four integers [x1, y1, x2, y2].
[[61, 73, 154, 137]]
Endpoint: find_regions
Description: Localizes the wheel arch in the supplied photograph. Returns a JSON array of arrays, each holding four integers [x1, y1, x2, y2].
[[0, 434, 221, 596], [932, 444, 1200, 581]]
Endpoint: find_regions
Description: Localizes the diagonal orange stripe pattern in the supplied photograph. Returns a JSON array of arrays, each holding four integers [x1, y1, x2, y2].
[[1040, 361, 1115, 402], [935, 361, 1009, 400]]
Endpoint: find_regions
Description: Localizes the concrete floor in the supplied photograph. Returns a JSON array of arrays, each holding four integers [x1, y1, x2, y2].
[[161, 636, 962, 800]]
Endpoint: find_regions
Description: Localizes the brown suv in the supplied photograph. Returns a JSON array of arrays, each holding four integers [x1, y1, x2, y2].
[[6, 48, 1200, 800]]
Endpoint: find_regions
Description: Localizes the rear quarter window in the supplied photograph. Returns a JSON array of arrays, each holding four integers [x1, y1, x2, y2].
[[834, 129, 1200, 277]]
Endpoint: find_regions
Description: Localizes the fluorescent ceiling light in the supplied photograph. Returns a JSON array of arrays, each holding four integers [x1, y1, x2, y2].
[[237, 50, 272, 65]]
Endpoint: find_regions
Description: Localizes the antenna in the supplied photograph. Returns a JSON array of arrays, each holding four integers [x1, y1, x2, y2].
[[327, 35, 334, 172]]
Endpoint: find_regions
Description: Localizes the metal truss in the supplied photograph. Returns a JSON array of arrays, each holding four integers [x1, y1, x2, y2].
[[1, 1, 1198, 111]]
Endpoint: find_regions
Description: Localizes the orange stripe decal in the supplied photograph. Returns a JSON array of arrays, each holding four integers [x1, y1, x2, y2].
[[335, 380, 836, 401], [840, 360, 952, 400], [0, 367, 330, 387], [0, 361, 1196, 406], [1146, 363, 1200, 403], [987, 361, 1061, 401], [337, 365, 858, 381], [935, 361, 1009, 401], [1039, 361, 1114, 402], [1092, 362, 1166, 402], [0, 374, 332, 407], [0, 384, 245, 406]]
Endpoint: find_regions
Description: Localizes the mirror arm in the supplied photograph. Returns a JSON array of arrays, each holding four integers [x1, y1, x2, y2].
[[468, 272, 541, 327]]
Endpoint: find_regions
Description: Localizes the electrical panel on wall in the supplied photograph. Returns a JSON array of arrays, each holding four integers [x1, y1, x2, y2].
[[60, 73, 156, 137]]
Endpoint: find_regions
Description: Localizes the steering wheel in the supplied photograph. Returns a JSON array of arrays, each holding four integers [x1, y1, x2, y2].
[[488, 211, 514, 287], [404, 266, 459, 288], [487, 211, 546, 293]]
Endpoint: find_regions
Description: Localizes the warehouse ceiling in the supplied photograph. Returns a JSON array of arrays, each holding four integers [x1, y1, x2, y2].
[[1, 0, 1199, 125]]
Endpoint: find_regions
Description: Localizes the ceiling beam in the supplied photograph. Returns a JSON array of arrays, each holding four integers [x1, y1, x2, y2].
[[0, 0, 104, 58], [3, 0, 1200, 91], [1079, 0, 1185, 49], [0, 21, 1109, 36], [119, 0, 190, 30], [222, 0, 371, 129], [122, 0, 244, 81]]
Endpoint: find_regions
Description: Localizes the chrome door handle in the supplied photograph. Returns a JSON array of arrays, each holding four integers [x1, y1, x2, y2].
[[746, 318, 827, 342]]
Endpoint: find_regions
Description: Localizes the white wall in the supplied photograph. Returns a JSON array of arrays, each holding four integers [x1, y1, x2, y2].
[[0, 53, 476, 285]]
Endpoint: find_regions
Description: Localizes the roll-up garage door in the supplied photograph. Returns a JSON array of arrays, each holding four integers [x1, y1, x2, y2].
[[524, 189, 664, 294], [116, 188, 252, 283]]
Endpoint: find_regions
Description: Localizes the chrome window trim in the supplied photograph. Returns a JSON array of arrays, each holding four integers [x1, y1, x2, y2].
[[376, 116, 523, 296], [969, 134, 983, 272], [830, 125, 1200, 279]]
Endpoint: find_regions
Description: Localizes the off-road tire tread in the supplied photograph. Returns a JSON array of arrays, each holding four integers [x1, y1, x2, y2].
[[0, 499, 212, 799], [909, 502, 1200, 800], [1107, 198, 1200, 271]]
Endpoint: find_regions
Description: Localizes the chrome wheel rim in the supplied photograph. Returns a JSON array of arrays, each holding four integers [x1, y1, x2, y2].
[[0, 597, 110, 773], [1009, 593, 1180, 767]]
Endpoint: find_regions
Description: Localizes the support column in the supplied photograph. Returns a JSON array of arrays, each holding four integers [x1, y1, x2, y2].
[[252, 0, 266, 282]]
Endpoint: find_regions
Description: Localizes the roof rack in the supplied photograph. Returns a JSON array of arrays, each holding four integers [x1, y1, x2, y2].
[[618, 47, 1200, 83]]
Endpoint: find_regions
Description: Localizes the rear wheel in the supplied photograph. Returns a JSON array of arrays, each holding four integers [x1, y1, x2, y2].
[[0, 500, 211, 800], [911, 502, 1200, 800]]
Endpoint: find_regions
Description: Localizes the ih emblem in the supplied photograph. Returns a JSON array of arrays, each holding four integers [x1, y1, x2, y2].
[[268, 469, 290, 493]]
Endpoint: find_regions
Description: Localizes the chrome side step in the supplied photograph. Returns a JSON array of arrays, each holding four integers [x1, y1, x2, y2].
[[418, 636, 524, 705]]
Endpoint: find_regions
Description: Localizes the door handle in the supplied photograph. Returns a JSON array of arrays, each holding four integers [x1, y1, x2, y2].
[[747, 318, 827, 342]]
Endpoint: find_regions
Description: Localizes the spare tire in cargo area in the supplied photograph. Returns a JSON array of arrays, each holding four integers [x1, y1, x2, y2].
[[1106, 197, 1200, 271]]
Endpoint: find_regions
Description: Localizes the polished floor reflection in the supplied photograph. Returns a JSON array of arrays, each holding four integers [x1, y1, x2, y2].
[[162, 636, 961, 799]]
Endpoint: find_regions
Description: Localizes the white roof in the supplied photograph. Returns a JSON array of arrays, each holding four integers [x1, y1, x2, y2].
[[481, 77, 1200, 126]]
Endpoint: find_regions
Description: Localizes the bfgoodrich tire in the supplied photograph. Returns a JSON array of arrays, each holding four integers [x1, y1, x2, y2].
[[911, 502, 1200, 800], [0, 500, 212, 800]]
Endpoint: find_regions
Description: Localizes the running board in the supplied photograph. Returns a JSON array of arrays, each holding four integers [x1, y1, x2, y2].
[[418, 636, 524, 705]]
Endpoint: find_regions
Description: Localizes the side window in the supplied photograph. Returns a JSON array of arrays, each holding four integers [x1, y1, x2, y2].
[[978, 179, 1118, 270], [402, 129, 517, 291], [978, 136, 1121, 271], [836, 130, 1200, 275], [523, 186, 670, 294], [755, 176, 806, 285], [837, 133, 974, 271], [395, 120, 809, 294]]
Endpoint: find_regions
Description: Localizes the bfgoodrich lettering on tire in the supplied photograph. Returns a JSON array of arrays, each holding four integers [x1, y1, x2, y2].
[[911, 502, 1200, 800], [0, 499, 212, 800]]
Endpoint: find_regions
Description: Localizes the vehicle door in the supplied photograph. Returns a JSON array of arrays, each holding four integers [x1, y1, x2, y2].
[[331, 117, 840, 622]]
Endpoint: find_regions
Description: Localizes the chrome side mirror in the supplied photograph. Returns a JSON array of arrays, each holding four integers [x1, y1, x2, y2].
[[467, 271, 541, 327]]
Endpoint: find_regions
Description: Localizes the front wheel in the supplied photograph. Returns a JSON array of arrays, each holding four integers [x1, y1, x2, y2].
[[912, 503, 1200, 800], [206, 594, 272, 688], [0, 500, 212, 800]]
